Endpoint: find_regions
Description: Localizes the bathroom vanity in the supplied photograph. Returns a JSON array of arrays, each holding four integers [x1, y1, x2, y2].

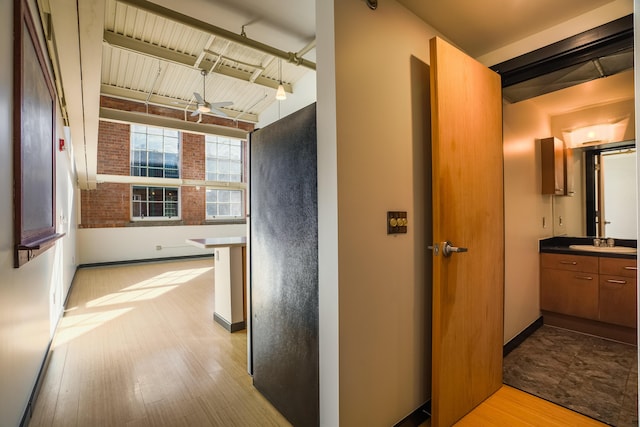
[[539, 237, 638, 344]]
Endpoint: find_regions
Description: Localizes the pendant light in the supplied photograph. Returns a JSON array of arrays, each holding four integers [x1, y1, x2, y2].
[[276, 59, 287, 100]]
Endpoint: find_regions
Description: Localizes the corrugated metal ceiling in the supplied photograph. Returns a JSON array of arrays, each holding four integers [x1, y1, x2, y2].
[[101, 0, 315, 123]]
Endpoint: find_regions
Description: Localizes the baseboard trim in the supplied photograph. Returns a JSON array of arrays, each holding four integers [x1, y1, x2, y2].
[[394, 400, 431, 427], [542, 311, 637, 345], [503, 316, 543, 357], [78, 253, 214, 269], [19, 344, 53, 427], [214, 313, 246, 332]]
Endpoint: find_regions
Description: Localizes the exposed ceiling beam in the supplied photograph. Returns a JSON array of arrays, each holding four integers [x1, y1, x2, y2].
[[100, 107, 250, 139], [103, 30, 293, 93], [49, 0, 104, 190], [115, 0, 316, 70], [101, 85, 260, 123]]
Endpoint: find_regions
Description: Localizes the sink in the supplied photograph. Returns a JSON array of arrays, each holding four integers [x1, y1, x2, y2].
[[569, 245, 637, 254]]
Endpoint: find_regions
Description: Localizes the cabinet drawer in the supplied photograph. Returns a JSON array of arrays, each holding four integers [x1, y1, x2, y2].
[[540, 253, 598, 273], [540, 268, 598, 320], [599, 275, 637, 328], [599, 257, 638, 278]]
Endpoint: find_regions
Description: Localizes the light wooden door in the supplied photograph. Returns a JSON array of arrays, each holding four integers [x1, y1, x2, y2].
[[429, 37, 504, 427]]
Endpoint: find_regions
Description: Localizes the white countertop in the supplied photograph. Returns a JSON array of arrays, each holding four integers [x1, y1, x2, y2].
[[186, 236, 247, 249]]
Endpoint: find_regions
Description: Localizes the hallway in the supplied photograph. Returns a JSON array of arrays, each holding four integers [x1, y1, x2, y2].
[[29, 259, 289, 427]]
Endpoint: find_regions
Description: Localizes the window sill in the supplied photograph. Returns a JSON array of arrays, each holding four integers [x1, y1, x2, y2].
[[127, 219, 184, 227], [204, 218, 247, 225]]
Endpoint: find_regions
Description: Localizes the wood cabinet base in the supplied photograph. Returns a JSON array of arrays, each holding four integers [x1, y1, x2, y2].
[[542, 310, 637, 345]]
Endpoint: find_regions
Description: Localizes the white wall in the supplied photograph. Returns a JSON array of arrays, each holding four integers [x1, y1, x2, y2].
[[317, 0, 439, 424], [316, 0, 340, 424], [634, 2, 639, 373], [0, 1, 78, 425], [502, 100, 553, 343], [77, 224, 246, 265], [257, 69, 317, 128]]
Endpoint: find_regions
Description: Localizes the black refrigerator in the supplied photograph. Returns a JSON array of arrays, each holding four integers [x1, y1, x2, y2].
[[248, 103, 319, 426]]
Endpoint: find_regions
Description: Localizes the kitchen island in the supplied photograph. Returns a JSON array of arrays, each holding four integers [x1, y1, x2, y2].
[[187, 237, 246, 332]]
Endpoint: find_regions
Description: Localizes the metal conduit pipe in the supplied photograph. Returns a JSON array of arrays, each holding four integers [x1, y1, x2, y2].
[[116, 0, 317, 70], [294, 39, 316, 63], [145, 61, 163, 108], [202, 48, 265, 71]]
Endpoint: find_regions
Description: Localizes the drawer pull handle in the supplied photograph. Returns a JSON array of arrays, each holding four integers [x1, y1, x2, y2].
[[606, 279, 627, 284], [623, 266, 638, 271], [560, 261, 577, 265], [574, 275, 593, 280]]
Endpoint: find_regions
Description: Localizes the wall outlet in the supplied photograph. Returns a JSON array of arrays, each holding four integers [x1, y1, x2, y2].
[[155, 245, 162, 250]]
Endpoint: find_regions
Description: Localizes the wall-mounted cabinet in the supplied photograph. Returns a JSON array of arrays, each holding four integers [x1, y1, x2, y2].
[[540, 137, 573, 196]]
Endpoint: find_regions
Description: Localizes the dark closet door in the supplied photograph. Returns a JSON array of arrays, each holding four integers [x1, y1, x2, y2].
[[249, 103, 318, 427]]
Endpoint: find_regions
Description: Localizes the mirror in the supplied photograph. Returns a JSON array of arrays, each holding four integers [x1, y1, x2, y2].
[[600, 147, 637, 238], [546, 79, 636, 238], [552, 141, 637, 238]]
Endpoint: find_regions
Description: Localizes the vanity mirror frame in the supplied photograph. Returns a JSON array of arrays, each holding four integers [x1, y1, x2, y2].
[[576, 140, 637, 237]]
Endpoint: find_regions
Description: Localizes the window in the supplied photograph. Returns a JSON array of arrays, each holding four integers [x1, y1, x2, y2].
[[131, 125, 180, 178], [205, 135, 242, 182], [130, 125, 181, 221], [132, 186, 180, 219], [205, 135, 245, 219], [206, 189, 243, 218]]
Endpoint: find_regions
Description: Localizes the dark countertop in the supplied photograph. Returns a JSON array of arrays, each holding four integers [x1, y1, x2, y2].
[[540, 236, 637, 259]]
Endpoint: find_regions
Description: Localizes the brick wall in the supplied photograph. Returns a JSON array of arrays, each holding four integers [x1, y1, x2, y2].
[[80, 97, 251, 228], [81, 183, 130, 227], [182, 133, 205, 180], [98, 121, 130, 175], [181, 186, 205, 225]]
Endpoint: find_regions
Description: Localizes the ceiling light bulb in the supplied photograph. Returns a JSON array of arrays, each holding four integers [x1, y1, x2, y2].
[[199, 105, 211, 113], [276, 84, 287, 100]]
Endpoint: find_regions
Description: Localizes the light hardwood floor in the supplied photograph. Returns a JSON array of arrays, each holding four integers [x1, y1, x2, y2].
[[30, 259, 609, 427], [29, 259, 290, 427], [454, 385, 608, 426]]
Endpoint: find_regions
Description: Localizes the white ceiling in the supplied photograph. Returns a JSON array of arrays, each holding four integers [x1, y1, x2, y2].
[[100, 0, 317, 122], [397, 0, 623, 57], [94, 0, 634, 122], [44, 0, 634, 189]]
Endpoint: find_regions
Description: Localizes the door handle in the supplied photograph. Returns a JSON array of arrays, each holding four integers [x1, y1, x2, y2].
[[442, 241, 468, 258], [428, 243, 440, 256]]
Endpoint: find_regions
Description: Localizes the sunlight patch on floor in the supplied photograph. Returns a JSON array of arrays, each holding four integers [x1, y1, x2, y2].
[[55, 265, 213, 345], [85, 266, 213, 308], [53, 308, 133, 346]]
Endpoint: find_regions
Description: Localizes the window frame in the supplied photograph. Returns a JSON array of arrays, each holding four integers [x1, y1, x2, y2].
[[131, 185, 181, 221], [204, 135, 246, 221], [130, 124, 181, 179]]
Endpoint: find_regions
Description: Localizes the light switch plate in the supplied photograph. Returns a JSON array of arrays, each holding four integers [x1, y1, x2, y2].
[[387, 211, 407, 234]]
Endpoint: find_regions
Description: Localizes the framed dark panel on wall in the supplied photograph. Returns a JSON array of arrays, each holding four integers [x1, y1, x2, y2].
[[13, 0, 62, 267]]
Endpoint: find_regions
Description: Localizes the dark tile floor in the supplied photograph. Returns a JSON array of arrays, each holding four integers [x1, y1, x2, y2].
[[503, 325, 638, 427]]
